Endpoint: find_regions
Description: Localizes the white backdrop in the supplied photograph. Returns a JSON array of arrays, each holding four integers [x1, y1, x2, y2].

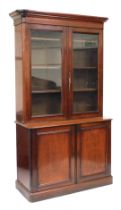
[[0, 0, 120, 209]]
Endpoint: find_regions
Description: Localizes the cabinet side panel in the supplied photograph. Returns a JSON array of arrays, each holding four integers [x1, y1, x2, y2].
[[15, 25, 23, 122], [16, 124, 31, 190]]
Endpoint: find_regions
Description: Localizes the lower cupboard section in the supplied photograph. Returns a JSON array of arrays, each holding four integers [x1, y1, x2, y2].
[[16, 119, 112, 202]]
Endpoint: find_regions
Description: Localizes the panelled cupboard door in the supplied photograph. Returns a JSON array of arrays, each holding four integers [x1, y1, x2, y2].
[[77, 122, 111, 182], [31, 125, 75, 190]]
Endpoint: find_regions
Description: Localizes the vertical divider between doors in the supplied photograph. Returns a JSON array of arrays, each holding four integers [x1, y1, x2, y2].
[[76, 124, 81, 183], [70, 125, 77, 184], [67, 27, 73, 118], [62, 27, 69, 118]]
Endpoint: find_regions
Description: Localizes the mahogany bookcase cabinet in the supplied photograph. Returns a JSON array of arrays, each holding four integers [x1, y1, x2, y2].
[[10, 10, 112, 202]]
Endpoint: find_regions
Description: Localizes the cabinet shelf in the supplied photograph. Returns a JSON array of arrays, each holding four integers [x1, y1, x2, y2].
[[74, 47, 97, 50], [32, 89, 61, 94], [74, 39, 97, 43], [32, 65, 61, 70], [74, 66, 97, 70], [32, 47, 61, 50], [74, 88, 97, 92], [31, 37, 60, 41], [32, 88, 96, 94]]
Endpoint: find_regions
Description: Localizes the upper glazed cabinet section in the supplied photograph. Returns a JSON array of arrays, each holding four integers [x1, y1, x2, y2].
[[10, 10, 107, 122]]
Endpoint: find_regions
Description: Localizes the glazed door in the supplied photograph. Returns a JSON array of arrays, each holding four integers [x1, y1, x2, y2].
[[69, 28, 103, 118], [29, 25, 68, 119], [26, 26, 103, 121], [31, 126, 75, 190], [77, 122, 111, 182]]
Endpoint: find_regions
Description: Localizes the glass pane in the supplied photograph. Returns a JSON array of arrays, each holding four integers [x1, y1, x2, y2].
[[31, 30, 62, 116], [73, 33, 98, 113]]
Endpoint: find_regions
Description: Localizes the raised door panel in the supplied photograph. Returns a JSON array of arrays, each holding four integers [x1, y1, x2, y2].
[[31, 125, 75, 190], [77, 122, 111, 182]]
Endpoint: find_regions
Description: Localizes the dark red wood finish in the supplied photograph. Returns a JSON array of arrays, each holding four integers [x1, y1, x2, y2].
[[10, 10, 107, 122], [77, 121, 111, 182], [10, 10, 108, 28], [16, 124, 31, 190], [15, 24, 23, 122], [16, 117, 111, 129], [10, 10, 112, 202], [16, 118, 112, 201], [16, 176, 112, 202], [31, 126, 76, 191]]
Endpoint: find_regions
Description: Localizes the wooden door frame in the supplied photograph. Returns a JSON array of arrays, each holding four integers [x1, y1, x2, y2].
[[23, 23, 69, 122], [68, 27, 103, 119]]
